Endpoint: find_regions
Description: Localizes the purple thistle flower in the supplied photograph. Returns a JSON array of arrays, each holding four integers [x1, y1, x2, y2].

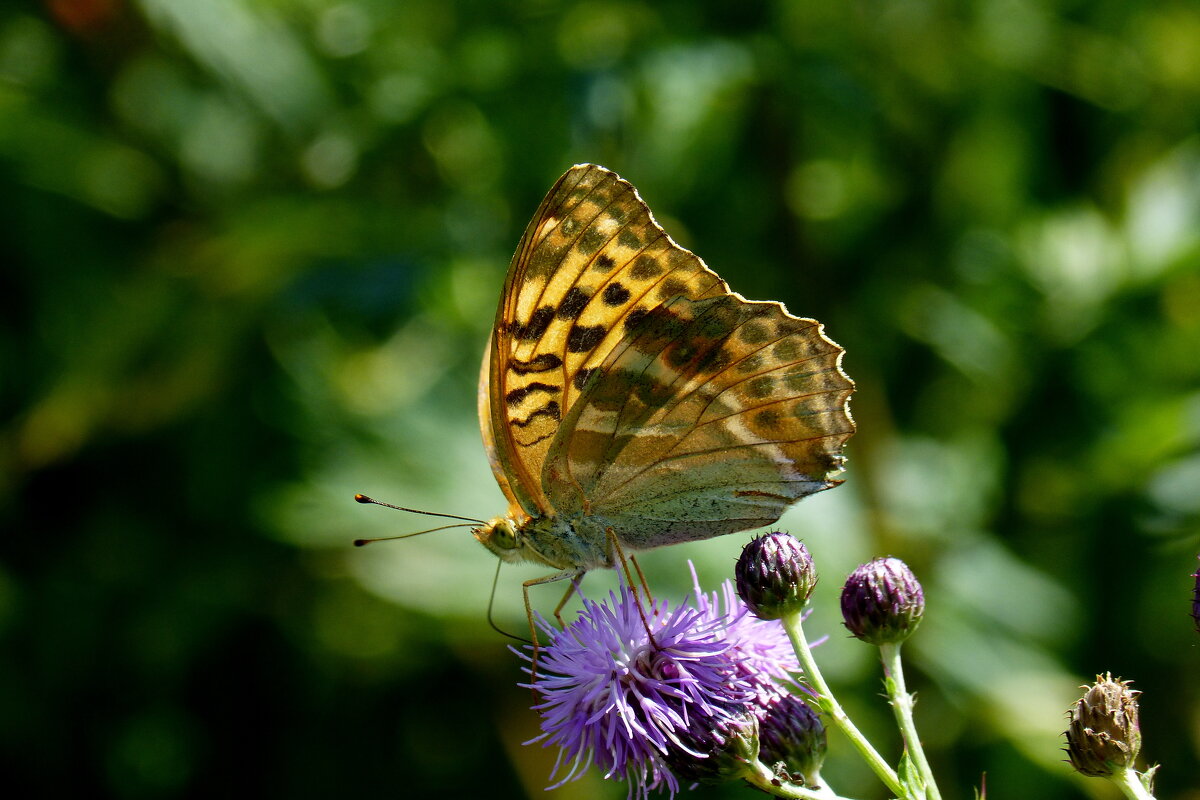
[[688, 564, 803, 711], [523, 581, 757, 798], [520, 563, 810, 797]]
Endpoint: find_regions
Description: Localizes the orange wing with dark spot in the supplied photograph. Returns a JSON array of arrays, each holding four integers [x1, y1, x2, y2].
[[483, 165, 731, 518]]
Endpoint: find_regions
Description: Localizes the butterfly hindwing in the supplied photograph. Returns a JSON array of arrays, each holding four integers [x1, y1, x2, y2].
[[545, 292, 854, 545]]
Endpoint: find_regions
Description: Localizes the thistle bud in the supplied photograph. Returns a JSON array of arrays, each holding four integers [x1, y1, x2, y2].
[[1064, 673, 1141, 777], [735, 533, 817, 620], [662, 708, 759, 785], [840, 557, 925, 645], [1191, 556, 1199, 634], [758, 694, 827, 786]]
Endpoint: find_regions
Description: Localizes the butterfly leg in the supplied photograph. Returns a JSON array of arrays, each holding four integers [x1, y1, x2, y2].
[[551, 575, 585, 630], [523, 568, 583, 684], [606, 528, 659, 649], [629, 555, 654, 603]]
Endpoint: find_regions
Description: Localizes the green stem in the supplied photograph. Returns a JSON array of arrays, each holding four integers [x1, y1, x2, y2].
[[879, 642, 941, 800], [781, 612, 905, 798], [1111, 766, 1155, 800], [742, 758, 855, 800]]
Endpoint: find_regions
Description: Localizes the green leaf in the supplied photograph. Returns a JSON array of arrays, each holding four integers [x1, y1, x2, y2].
[[897, 750, 927, 800]]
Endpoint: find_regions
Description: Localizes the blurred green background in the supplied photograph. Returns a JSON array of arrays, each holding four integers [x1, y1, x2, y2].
[[3, 0, 1199, 797]]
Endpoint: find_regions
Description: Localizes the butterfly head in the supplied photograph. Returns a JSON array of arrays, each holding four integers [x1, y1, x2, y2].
[[473, 516, 529, 564], [473, 515, 580, 569]]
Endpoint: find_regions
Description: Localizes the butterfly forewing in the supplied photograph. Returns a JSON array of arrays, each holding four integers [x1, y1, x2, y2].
[[477, 331, 528, 522], [488, 164, 732, 518]]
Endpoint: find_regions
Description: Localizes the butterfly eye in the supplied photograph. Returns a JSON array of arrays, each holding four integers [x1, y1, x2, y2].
[[491, 519, 519, 550]]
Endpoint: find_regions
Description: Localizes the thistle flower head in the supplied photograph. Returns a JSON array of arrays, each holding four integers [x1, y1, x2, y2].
[[690, 565, 803, 709], [735, 532, 818, 620], [1064, 673, 1142, 778], [840, 556, 925, 645], [523, 566, 807, 797], [525, 582, 755, 798]]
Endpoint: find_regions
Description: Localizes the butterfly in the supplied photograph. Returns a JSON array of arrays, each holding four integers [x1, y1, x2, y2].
[[469, 164, 855, 590]]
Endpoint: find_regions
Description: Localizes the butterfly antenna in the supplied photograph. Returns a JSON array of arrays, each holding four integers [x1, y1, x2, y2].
[[353, 523, 475, 547], [354, 494, 485, 525], [486, 559, 528, 644]]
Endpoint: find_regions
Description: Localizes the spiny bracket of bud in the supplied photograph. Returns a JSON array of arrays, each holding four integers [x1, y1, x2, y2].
[[735, 532, 818, 620], [840, 557, 925, 645], [1064, 673, 1142, 778]]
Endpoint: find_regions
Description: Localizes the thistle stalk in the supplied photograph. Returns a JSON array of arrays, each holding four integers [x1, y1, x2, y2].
[[879, 641, 941, 800], [780, 610, 905, 798]]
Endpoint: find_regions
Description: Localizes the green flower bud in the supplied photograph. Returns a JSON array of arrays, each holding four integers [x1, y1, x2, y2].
[[735, 532, 818, 620], [1064, 673, 1141, 778]]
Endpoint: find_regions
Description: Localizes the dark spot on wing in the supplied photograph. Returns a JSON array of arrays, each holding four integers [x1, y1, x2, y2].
[[736, 353, 764, 374], [632, 307, 687, 352], [631, 255, 663, 279], [567, 324, 607, 353], [573, 367, 601, 391], [602, 283, 631, 306], [578, 227, 606, 255], [624, 308, 649, 332], [773, 339, 800, 362], [631, 373, 671, 406], [512, 306, 554, 340], [557, 287, 591, 320], [666, 342, 698, 368], [589, 368, 637, 411], [792, 400, 820, 419], [508, 353, 563, 374], [747, 375, 775, 399], [506, 382, 561, 407], [657, 277, 689, 301], [593, 253, 617, 273], [739, 322, 770, 345], [512, 401, 561, 427], [755, 408, 781, 428], [694, 347, 731, 373]]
